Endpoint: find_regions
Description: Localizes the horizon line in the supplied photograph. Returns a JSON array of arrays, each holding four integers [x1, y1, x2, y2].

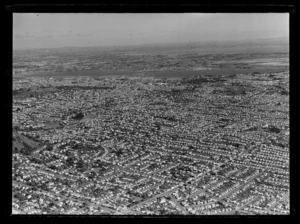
[[13, 36, 289, 51]]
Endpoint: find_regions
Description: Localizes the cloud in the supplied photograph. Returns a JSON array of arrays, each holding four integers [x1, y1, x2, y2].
[[59, 34, 71, 37], [14, 34, 34, 40], [14, 34, 56, 40], [14, 32, 96, 43], [31, 34, 55, 39], [14, 34, 25, 39], [75, 33, 93, 37]]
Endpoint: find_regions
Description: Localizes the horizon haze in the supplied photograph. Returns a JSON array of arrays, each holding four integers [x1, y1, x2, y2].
[[13, 13, 289, 50]]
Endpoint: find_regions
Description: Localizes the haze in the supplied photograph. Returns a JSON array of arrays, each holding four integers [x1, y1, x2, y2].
[[13, 13, 289, 50]]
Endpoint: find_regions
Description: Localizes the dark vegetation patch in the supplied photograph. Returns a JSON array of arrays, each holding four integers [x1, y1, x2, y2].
[[217, 118, 231, 127], [158, 87, 197, 104], [154, 115, 177, 122], [103, 97, 117, 108], [152, 89, 196, 104], [169, 165, 194, 182], [263, 126, 281, 134], [111, 149, 124, 157], [71, 112, 84, 120], [228, 98, 240, 104], [280, 90, 289, 95], [181, 74, 226, 86], [91, 160, 112, 173], [149, 101, 168, 106], [270, 139, 286, 148], [56, 85, 115, 91], [172, 96, 196, 104], [13, 87, 57, 100], [218, 85, 255, 96], [244, 125, 281, 134], [244, 126, 258, 132], [265, 85, 289, 95]]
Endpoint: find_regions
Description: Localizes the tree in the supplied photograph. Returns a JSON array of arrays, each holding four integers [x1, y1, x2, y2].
[[66, 157, 75, 166], [72, 112, 84, 120], [49, 165, 56, 170]]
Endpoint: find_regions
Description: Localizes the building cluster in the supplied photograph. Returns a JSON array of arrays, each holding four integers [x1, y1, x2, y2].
[[13, 71, 289, 215]]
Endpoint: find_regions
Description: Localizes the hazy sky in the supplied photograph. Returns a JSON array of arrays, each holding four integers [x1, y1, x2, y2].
[[13, 13, 289, 50]]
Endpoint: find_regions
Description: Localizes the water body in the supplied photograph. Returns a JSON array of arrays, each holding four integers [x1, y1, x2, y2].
[[145, 67, 289, 79], [14, 66, 288, 80]]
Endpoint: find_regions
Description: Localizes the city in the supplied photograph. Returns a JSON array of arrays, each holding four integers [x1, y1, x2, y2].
[[12, 12, 290, 216], [13, 71, 289, 215]]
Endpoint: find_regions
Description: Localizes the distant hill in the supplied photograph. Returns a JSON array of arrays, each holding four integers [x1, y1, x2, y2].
[[13, 36, 289, 56]]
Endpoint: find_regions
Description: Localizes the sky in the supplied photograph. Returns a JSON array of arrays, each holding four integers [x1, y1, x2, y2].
[[13, 13, 289, 50]]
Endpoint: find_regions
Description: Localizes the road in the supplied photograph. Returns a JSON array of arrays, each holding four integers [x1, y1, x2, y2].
[[93, 147, 108, 161], [170, 195, 189, 214], [214, 196, 260, 215], [265, 191, 289, 213]]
